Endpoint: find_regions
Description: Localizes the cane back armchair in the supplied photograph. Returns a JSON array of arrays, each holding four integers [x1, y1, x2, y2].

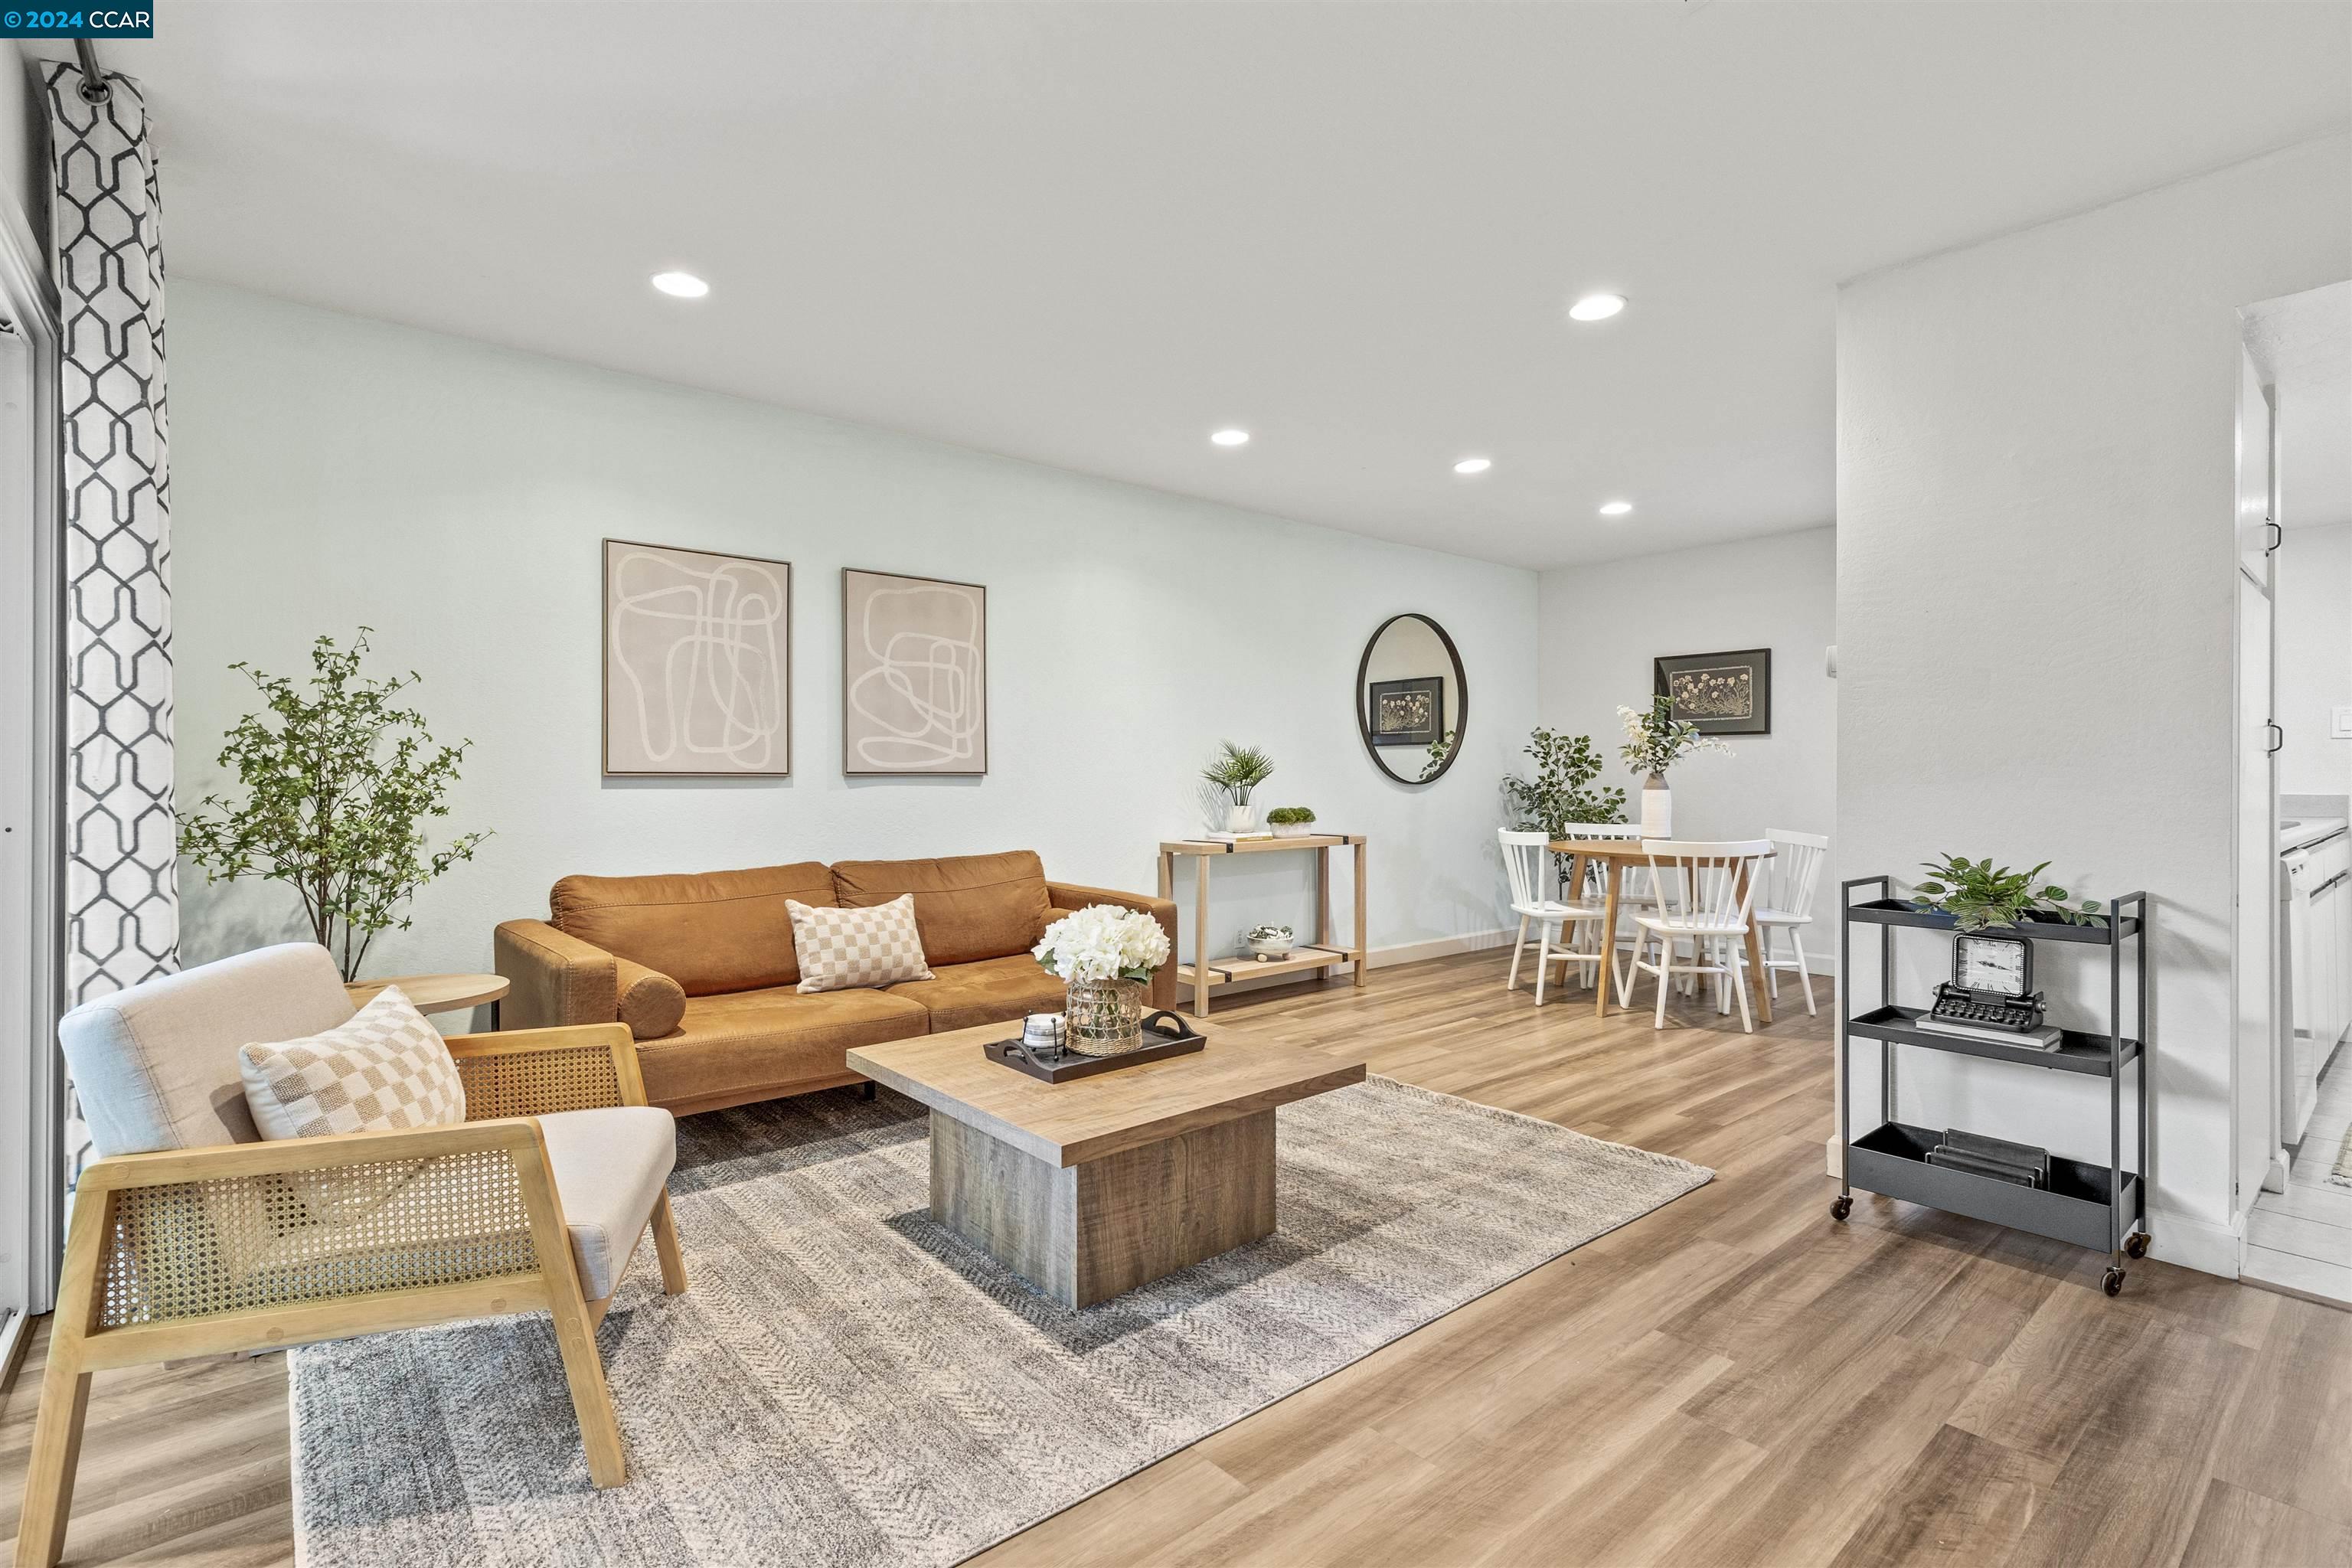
[[16, 943, 687, 1568]]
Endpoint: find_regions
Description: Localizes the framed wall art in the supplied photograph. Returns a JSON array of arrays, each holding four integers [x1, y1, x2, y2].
[[1653, 647, 1771, 735], [841, 567, 988, 775], [1367, 675, 1445, 746], [603, 539, 792, 776]]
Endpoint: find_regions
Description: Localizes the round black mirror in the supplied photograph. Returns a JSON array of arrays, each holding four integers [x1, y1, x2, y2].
[[1356, 613, 1467, 785]]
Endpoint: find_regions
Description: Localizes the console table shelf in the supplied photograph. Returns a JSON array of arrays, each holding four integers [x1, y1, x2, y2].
[[1158, 835, 1367, 1018], [1836, 876, 2151, 1296]]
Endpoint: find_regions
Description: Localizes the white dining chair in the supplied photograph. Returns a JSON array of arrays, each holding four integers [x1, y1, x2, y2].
[[1500, 829, 1606, 1004], [1622, 839, 1774, 1032], [1756, 828, 1829, 1016], [1551, 823, 1645, 993]]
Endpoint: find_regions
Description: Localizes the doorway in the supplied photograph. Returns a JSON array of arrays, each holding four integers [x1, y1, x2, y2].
[[0, 201, 61, 1369], [2236, 279, 2352, 1305]]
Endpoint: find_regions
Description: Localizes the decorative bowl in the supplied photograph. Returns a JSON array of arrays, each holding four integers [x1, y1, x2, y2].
[[1246, 925, 1295, 959], [1270, 821, 1315, 838]]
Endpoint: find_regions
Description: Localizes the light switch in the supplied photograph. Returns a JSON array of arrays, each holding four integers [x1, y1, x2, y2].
[[2333, 704, 2352, 739]]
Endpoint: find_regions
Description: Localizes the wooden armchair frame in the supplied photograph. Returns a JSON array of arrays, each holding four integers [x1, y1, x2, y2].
[[15, 1023, 685, 1568]]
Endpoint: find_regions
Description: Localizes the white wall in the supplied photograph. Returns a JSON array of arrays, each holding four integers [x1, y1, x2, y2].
[[1537, 525, 1837, 950], [167, 282, 1538, 979], [2276, 522, 2352, 800], [0, 47, 44, 272], [1838, 135, 2352, 1275]]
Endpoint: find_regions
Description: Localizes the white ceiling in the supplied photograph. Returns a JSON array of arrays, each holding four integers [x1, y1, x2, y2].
[[2246, 283, 2352, 531], [68, 2, 2352, 568]]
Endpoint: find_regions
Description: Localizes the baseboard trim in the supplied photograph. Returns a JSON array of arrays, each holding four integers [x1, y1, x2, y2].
[[1370, 929, 1514, 969], [2150, 1208, 2239, 1279]]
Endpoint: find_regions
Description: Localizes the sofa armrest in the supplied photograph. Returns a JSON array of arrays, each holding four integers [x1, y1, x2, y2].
[[495, 920, 619, 1031], [1046, 880, 1180, 1011]]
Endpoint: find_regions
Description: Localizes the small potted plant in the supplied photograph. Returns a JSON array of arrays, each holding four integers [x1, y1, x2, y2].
[[1246, 923, 1296, 958], [1911, 856, 2104, 931], [1266, 805, 1318, 838], [1618, 694, 1730, 839], [1201, 741, 1275, 832]]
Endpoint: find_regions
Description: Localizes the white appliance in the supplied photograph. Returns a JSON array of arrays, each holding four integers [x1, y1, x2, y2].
[[2279, 819, 2350, 1146]]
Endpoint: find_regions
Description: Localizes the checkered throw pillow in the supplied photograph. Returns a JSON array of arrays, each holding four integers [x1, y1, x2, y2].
[[237, 984, 468, 1141], [790, 895, 934, 993]]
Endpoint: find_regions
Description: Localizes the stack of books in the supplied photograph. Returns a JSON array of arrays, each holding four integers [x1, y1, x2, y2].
[[1922, 1129, 2050, 1188]]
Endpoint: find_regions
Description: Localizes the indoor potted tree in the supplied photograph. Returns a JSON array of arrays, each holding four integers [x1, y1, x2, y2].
[[176, 629, 492, 982]]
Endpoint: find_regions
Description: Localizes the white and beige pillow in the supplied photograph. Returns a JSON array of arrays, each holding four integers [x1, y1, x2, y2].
[[789, 895, 933, 993], [237, 984, 467, 1141]]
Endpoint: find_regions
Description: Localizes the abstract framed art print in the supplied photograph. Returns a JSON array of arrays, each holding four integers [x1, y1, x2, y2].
[[603, 539, 792, 776], [841, 568, 987, 775]]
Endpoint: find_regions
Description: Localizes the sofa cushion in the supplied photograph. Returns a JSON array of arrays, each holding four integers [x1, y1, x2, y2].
[[886, 954, 1070, 1035], [613, 958, 688, 1040], [789, 896, 933, 993], [551, 863, 835, 996], [636, 985, 929, 1109], [57, 942, 357, 1157], [831, 851, 1054, 967]]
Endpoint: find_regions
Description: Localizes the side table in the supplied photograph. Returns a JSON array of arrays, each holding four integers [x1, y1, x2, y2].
[[345, 972, 511, 1030], [1156, 835, 1367, 1018]]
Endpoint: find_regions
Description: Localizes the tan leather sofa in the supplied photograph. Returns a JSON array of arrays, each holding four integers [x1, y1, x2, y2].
[[495, 850, 1177, 1115]]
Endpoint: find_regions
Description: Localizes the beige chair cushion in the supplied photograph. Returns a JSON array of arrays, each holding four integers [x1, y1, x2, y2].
[[57, 942, 357, 1156], [538, 1105, 678, 1298], [221, 1105, 676, 1302], [788, 896, 933, 994], [237, 985, 467, 1140]]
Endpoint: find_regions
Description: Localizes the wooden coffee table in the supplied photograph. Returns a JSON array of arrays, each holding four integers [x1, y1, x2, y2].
[[848, 1020, 1367, 1308]]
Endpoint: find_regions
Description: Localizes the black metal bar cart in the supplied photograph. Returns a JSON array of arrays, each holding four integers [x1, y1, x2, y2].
[[1834, 877, 2151, 1295]]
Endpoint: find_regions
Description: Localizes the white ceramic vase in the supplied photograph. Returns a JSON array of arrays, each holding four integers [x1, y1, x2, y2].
[[1640, 773, 1672, 838], [1225, 799, 1255, 832]]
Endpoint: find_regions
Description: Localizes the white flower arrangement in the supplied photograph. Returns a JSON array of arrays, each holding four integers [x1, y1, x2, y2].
[[1617, 694, 1731, 779], [1034, 903, 1171, 985]]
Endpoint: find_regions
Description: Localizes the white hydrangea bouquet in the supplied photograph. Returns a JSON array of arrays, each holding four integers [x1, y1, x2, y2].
[[1034, 903, 1170, 985], [1034, 903, 1171, 1055]]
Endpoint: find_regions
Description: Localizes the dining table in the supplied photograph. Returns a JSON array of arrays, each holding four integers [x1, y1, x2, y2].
[[1545, 837, 1775, 1024]]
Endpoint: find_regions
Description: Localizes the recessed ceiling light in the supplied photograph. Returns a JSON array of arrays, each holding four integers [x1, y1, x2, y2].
[[651, 270, 710, 299], [1568, 292, 1625, 322], [1211, 428, 1250, 447], [1599, 500, 1633, 517], [1454, 456, 1492, 475]]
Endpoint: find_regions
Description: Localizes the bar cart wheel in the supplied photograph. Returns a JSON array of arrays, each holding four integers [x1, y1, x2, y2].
[[2102, 1266, 2125, 1297], [1831, 1194, 1853, 1221], [2125, 1231, 2149, 1259]]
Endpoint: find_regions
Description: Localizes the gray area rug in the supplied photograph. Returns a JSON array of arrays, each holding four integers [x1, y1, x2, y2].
[[290, 1076, 1711, 1566]]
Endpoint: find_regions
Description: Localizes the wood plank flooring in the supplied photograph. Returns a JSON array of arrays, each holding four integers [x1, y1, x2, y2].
[[5, 949, 2348, 1566]]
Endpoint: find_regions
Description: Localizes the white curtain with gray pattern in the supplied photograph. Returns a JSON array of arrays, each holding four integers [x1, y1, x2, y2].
[[45, 61, 178, 1003]]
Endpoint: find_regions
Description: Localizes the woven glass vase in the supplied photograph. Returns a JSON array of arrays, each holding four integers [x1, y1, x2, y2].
[[1063, 976, 1146, 1056]]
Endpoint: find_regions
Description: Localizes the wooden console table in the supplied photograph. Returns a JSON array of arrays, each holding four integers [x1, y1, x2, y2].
[[1157, 834, 1367, 1017]]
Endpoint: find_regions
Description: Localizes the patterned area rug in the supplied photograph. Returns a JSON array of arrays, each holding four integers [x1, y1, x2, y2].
[[289, 1076, 1711, 1566], [2331, 1122, 2352, 1188]]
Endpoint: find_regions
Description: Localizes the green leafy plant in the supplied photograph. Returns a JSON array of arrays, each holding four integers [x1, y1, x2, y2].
[[1419, 729, 1458, 782], [1617, 694, 1730, 780], [1501, 728, 1625, 838], [177, 630, 491, 981], [1200, 740, 1275, 805], [1266, 805, 1317, 825], [1910, 855, 2104, 932]]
